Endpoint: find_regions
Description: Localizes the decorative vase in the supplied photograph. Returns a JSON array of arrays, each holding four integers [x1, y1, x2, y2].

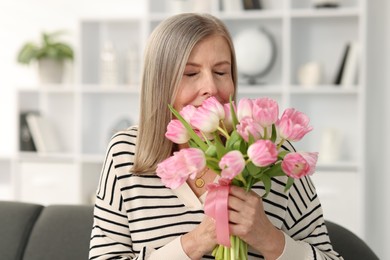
[[38, 58, 64, 84], [100, 41, 118, 87], [297, 62, 322, 87]]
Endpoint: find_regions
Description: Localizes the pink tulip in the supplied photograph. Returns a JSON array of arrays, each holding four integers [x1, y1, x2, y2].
[[180, 105, 197, 122], [237, 98, 253, 121], [247, 140, 278, 167], [165, 119, 190, 144], [219, 150, 245, 180], [156, 148, 206, 189], [276, 108, 313, 142], [252, 98, 279, 128], [191, 106, 220, 133], [223, 102, 235, 132], [236, 117, 263, 142], [202, 96, 225, 120], [281, 152, 318, 179]]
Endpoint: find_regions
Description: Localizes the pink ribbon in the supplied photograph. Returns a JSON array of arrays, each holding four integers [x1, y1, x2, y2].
[[204, 180, 231, 247]]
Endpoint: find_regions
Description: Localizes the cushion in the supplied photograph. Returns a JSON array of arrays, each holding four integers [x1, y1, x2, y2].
[[23, 204, 94, 260], [0, 201, 43, 260]]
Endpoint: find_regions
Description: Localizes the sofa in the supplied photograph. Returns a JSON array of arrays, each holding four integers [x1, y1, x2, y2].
[[0, 201, 93, 260], [0, 200, 379, 260]]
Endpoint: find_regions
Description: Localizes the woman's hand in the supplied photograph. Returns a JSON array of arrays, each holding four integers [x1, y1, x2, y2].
[[228, 185, 285, 259], [181, 215, 217, 259]]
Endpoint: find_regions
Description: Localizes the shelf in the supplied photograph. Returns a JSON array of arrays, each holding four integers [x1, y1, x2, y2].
[[17, 152, 76, 162], [289, 85, 360, 94], [238, 85, 283, 94], [7, 1, 367, 235], [18, 85, 76, 93], [290, 7, 361, 18], [218, 10, 284, 20], [80, 84, 140, 93]]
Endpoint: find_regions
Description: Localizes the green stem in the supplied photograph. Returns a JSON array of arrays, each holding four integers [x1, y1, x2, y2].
[[217, 125, 230, 139], [235, 173, 247, 187], [239, 238, 248, 260], [200, 131, 213, 146], [230, 236, 236, 260], [263, 127, 268, 139], [220, 120, 230, 137], [277, 138, 286, 150], [224, 245, 229, 259]]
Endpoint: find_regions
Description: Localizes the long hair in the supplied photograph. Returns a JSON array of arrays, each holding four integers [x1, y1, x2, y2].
[[132, 13, 237, 174]]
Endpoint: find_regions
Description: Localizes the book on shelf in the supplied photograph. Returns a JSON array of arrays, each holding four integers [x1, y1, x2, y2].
[[340, 41, 359, 87], [25, 114, 63, 153], [333, 43, 350, 85], [333, 42, 360, 87], [242, 0, 262, 10], [19, 111, 38, 152]]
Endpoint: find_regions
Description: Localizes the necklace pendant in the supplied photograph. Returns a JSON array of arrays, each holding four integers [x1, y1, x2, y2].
[[195, 178, 205, 188]]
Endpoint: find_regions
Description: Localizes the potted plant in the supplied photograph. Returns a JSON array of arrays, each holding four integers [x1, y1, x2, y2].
[[17, 31, 74, 84]]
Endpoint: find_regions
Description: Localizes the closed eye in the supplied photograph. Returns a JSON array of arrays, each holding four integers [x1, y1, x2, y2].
[[215, 71, 227, 76], [185, 72, 198, 77]]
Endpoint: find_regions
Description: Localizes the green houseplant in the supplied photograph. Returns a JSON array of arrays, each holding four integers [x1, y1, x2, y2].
[[17, 31, 74, 84]]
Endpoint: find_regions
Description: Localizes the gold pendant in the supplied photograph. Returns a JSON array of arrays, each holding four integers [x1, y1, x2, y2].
[[195, 178, 205, 188]]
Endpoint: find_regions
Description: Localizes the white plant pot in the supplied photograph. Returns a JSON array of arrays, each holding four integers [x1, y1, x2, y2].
[[38, 58, 64, 84]]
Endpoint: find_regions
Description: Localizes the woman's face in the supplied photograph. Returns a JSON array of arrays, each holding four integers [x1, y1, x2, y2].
[[173, 35, 234, 111]]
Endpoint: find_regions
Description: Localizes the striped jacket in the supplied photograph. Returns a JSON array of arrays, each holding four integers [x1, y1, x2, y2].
[[89, 126, 343, 259]]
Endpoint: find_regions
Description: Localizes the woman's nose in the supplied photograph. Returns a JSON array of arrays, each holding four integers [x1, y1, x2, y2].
[[201, 73, 218, 97]]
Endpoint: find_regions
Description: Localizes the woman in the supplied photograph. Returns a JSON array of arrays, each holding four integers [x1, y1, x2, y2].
[[89, 13, 342, 260]]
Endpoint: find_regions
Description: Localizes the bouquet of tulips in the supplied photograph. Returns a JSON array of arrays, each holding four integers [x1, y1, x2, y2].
[[156, 96, 318, 260]]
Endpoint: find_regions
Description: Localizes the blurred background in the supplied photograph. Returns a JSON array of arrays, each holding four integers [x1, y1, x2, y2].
[[0, 0, 388, 258]]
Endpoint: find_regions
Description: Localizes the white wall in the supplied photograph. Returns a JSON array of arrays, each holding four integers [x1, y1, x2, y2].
[[0, 0, 144, 155], [384, 2, 390, 259], [366, 1, 390, 259]]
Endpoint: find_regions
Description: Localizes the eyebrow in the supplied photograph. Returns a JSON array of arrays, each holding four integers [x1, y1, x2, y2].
[[186, 61, 231, 67]]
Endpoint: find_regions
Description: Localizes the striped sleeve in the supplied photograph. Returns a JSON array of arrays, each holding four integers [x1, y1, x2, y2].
[[89, 128, 192, 260], [279, 176, 343, 260], [89, 131, 137, 260]]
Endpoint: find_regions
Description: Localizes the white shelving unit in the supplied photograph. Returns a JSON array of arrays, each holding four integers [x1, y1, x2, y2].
[[1, 0, 366, 238]]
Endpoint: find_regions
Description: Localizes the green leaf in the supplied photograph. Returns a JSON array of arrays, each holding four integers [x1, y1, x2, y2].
[[213, 132, 227, 159], [246, 161, 262, 178], [188, 139, 199, 149], [271, 124, 277, 143], [277, 150, 289, 160], [233, 138, 243, 151], [231, 178, 244, 187], [262, 174, 272, 197], [284, 177, 295, 192], [17, 31, 74, 65], [229, 96, 239, 131], [205, 145, 217, 158], [17, 43, 39, 64], [206, 159, 220, 174], [226, 130, 241, 150], [248, 133, 255, 146], [264, 163, 285, 177]]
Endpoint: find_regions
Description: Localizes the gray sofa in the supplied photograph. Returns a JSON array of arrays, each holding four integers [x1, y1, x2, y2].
[[0, 200, 379, 260], [0, 201, 93, 260]]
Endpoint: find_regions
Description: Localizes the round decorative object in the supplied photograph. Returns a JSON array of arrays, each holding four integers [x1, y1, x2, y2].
[[195, 178, 205, 188], [233, 27, 276, 84]]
